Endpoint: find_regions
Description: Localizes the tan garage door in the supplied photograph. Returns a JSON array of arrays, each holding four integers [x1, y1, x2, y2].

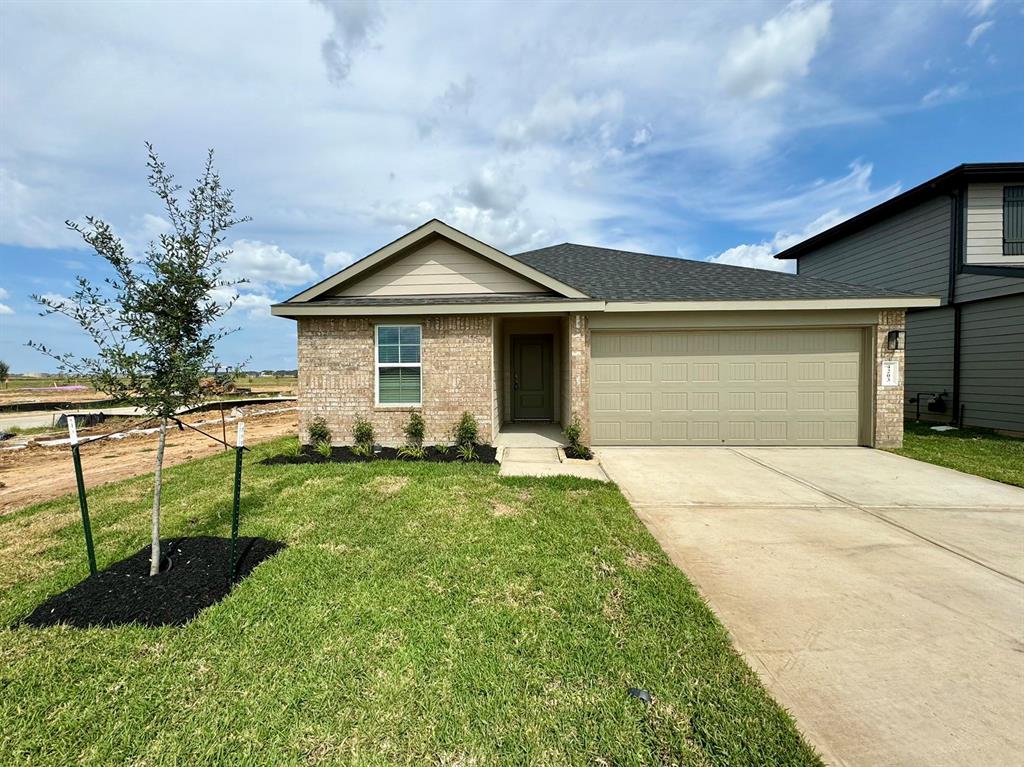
[[590, 328, 862, 446]]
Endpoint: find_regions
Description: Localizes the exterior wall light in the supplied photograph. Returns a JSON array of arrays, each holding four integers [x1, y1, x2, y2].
[[886, 329, 906, 351]]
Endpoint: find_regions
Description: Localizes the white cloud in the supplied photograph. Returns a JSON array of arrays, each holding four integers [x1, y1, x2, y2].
[[719, 0, 833, 100], [966, 20, 994, 46], [498, 89, 624, 146], [709, 209, 848, 273], [0, 287, 9, 300], [222, 240, 317, 286], [311, 0, 382, 85], [922, 83, 968, 104], [0, 303, 13, 315], [631, 126, 652, 147], [209, 286, 275, 320], [966, 0, 996, 18], [323, 250, 358, 274], [0, 168, 77, 249]]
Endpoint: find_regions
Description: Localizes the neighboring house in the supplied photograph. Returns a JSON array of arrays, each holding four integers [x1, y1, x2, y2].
[[272, 220, 937, 448], [775, 163, 1024, 433]]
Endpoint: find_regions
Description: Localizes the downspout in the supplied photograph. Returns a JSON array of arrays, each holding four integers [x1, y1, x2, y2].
[[948, 188, 962, 425]]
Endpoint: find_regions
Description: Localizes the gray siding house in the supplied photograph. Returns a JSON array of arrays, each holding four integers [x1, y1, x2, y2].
[[776, 163, 1024, 433]]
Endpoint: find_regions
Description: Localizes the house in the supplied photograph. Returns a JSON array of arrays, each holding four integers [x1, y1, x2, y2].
[[775, 163, 1024, 433], [272, 220, 938, 448]]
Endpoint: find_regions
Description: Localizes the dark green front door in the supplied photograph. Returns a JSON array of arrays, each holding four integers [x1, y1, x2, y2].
[[512, 334, 554, 421]]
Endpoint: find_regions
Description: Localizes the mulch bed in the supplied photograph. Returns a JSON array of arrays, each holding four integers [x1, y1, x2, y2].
[[21, 536, 285, 629], [262, 445, 499, 466], [563, 446, 594, 460]]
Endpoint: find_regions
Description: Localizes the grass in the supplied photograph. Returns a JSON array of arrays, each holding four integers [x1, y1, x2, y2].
[[892, 420, 1024, 488], [0, 438, 820, 766]]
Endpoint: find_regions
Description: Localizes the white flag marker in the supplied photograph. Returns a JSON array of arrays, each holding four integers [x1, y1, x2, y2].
[[68, 415, 78, 445], [236, 421, 245, 448]]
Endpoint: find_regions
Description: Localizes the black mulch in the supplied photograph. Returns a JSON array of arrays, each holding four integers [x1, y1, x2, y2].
[[261, 444, 498, 466], [20, 536, 285, 629], [563, 446, 594, 460]]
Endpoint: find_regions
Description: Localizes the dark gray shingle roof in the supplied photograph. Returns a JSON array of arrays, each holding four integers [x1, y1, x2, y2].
[[511, 243, 929, 301]]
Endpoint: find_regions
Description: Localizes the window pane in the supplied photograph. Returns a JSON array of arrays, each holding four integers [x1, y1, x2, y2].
[[378, 367, 421, 404], [399, 344, 420, 363], [377, 326, 400, 345], [378, 344, 399, 364], [1006, 187, 1024, 254], [399, 326, 421, 345]]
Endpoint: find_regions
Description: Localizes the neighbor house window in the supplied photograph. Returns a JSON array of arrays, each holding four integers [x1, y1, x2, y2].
[[1006, 185, 1024, 255], [375, 325, 421, 405]]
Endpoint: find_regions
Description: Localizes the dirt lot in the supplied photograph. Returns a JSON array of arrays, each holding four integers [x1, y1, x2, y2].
[[0, 407, 298, 514], [0, 378, 296, 406]]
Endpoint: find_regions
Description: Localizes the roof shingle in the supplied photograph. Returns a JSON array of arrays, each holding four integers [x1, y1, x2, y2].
[[510, 243, 930, 301]]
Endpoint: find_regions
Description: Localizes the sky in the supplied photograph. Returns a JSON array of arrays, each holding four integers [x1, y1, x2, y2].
[[1, 0, 1022, 373]]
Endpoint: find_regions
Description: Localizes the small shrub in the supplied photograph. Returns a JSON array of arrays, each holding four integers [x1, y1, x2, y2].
[[453, 411, 479, 447], [308, 416, 331, 446], [315, 440, 333, 458], [434, 442, 451, 456], [284, 440, 302, 458], [563, 413, 593, 459], [351, 442, 373, 459], [352, 415, 375, 448], [403, 412, 426, 447], [456, 443, 477, 462], [397, 444, 426, 460]]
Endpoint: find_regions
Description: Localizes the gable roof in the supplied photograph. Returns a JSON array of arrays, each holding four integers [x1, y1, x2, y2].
[[272, 220, 940, 317], [511, 243, 926, 301], [287, 219, 588, 303], [775, 162, 1024, 261]]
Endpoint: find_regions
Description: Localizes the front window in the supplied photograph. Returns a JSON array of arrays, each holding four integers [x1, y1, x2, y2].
[[1005, 185, 1024, 256], [376, 325, 421, 406]]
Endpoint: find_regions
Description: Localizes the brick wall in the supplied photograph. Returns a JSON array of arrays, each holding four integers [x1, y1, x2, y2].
[[874, 309, 906, 448], [296, 315, 495, 445], [567, 312, 591, 443]]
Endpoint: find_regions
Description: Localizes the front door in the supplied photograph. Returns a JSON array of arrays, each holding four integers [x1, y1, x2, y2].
[[512, 334, 553, 421]]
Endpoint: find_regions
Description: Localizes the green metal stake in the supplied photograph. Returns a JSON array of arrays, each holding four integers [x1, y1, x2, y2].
[[68, 417, 97, 576], [229, 422, 245, 584]]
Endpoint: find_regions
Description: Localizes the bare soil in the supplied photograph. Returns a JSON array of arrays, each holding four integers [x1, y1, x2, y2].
[[0, 408, 298, 514]]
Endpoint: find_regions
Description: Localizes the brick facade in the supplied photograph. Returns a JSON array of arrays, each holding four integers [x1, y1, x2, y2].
[[874, 309, 906, 448], [567, 312, 591, 443], [297, 315, 495, 445], [295, 309, 905, 450]]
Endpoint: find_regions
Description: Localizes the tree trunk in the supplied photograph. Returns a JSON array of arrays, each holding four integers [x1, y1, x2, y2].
[[149, 417, 168, 576]]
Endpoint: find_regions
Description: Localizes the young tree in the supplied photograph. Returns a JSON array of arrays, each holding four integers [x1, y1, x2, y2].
[[0, 360, 9, 388], [30, 144, 249, 575]]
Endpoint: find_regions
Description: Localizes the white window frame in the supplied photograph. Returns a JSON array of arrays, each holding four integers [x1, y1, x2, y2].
[[374, 324, 423, 407]]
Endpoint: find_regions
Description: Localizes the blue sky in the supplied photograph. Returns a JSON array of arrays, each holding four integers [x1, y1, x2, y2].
[[2, 0, 1022, 372]]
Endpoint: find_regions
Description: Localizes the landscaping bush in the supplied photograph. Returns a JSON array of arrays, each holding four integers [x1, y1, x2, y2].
[[403, 412, 426, 447], [315, 440, 333, 458], [352, 415, 375, 449], [307, 416, 331, 446], [453, 411, 479, 447], [397, 444, 426, 460], [563, 413, 593, 460]]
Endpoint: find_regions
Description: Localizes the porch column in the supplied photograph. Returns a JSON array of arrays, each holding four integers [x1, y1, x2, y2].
[[874, 309, 906, 449], [568, 312, 591, 443]]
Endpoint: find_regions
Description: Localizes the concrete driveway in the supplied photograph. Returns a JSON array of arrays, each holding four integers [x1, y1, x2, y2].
[[599, 447, 1024, 767]]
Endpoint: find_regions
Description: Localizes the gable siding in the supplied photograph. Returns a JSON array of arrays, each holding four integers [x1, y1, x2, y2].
[[958, 293, 1024, 432], [337, 238, 547, 297], [903, 306, 955, 421], [797, 196, 950, 301], [964, 183, 1024, 265]]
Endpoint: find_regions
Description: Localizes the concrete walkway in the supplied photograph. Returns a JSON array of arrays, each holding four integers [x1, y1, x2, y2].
[[599, 446, 1024, 767], [499, 447, 609, 480]]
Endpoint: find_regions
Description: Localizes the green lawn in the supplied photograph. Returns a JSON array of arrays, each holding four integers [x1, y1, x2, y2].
[[892, 421, 1024, 488], [0, 439, 820, 766]]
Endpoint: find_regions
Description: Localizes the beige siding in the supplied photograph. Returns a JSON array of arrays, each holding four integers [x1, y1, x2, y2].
[[965, 183, 1024, 265], [337, 238, 547, 297]]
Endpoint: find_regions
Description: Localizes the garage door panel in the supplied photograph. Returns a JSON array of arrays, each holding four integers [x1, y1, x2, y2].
[[591, 328, 862, 446]]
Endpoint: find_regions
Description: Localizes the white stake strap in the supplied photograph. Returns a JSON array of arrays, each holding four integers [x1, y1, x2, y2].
[[67, 415, 78, 445], [236, 421, 245, 448]]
